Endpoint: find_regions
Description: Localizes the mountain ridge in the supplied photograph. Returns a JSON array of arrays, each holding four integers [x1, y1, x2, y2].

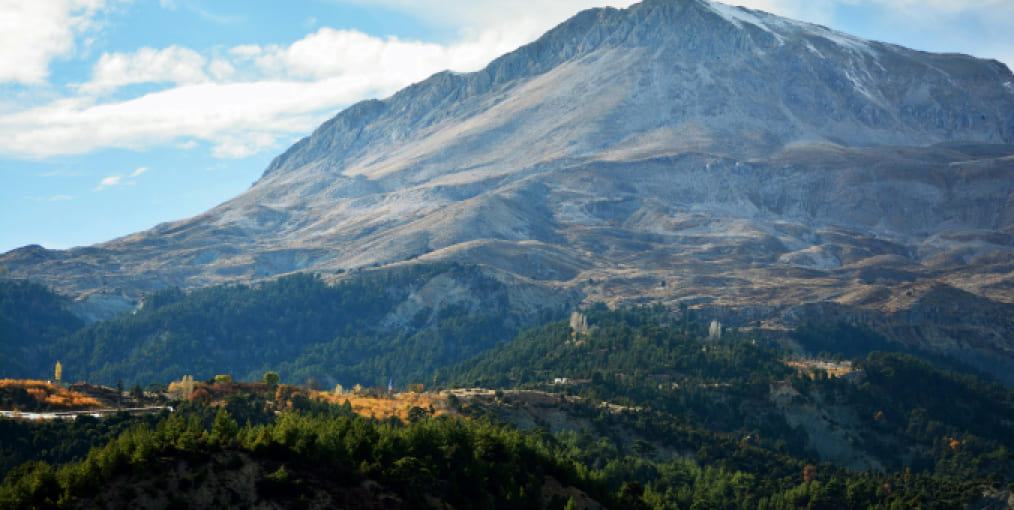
[[260, 0, 1013, 187]]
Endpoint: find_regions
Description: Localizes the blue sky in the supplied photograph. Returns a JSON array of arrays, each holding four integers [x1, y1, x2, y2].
[[2, 0, 1012, 254]]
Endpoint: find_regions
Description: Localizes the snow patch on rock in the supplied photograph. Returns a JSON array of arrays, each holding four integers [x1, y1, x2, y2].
[[708, 1, 786, 44]]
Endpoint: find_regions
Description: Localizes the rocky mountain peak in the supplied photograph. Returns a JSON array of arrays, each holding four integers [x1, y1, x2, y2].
[[259, 0, 1012, 188]]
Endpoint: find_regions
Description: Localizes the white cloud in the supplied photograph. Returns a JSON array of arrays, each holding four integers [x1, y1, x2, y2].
[[0, 0, 106, 85], [0, 77, 387, 159], [208, 59, 236, 81], [94, 175, 123, 191], [93, 166, 147, 191], [228, 45, 262, 59], [0, 22, 548, 159], [335, 0, 640, 66], [212, 132, 280, 159], [48, 195, 74, 201], [80, 46, 209, 95], [246, 26, 527, 84]]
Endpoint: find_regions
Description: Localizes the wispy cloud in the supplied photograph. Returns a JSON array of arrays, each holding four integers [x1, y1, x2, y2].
[[94, 175, 122, 191], [93, 166, 148, 190], [48, 194, 74, 201]]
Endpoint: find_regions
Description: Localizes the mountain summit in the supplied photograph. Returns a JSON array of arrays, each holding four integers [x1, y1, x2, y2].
[[262, 0, 1013, 183], [4, 0, 1014, 379]]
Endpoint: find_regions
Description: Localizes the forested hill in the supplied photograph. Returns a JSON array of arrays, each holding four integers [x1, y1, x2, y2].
[[442, 306, 1014, 478], [2, 365, 1012, 508], [2, 295, 1014, 507], [0, 403, 614, 509], [1, 264, 542, 388]]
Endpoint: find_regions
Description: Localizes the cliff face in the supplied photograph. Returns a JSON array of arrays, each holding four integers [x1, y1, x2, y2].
[[4, 0, 1014, 377]]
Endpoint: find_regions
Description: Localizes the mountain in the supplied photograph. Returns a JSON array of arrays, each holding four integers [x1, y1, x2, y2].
[[3, 0, 1014, 379]]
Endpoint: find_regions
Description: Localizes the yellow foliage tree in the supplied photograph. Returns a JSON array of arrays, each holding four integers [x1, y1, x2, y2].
[[54, 361, 62, 383], [168, 375, 195, 400]]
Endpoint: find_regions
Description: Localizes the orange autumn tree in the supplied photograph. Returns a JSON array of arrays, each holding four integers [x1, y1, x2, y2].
[[0, 379, 100, 409], [803, 464, 817, 482]]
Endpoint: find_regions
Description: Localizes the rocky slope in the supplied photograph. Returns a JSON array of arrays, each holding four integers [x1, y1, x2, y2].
[[3, 0, 1014, 378]]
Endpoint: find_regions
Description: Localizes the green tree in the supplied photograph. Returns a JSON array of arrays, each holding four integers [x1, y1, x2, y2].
[[407, 406, 428, 423], [263, 371, 280, 388], [210, 407, 239, 445]]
